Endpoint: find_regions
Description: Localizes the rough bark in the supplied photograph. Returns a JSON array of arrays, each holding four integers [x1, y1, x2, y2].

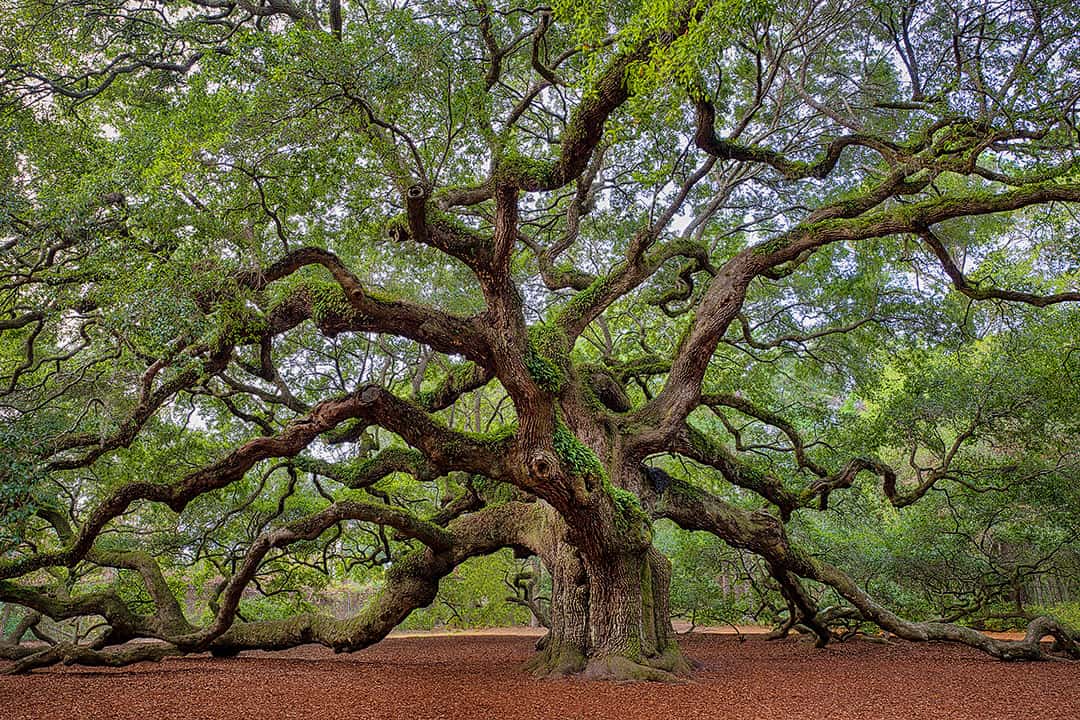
[[526, 536, 690, 681], [525, 460, 691, 681]]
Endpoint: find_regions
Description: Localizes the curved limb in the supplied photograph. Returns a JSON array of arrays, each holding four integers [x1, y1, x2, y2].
[[1, 501, 548, 673], [651, 474, 1080, 662]]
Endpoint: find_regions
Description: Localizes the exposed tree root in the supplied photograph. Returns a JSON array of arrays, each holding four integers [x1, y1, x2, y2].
[[581, 653, 689, 683], [522, 641, 587, 677], [525, 632, 692, 681]]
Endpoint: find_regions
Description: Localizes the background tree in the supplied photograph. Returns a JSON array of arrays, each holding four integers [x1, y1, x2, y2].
[[1, 0, 1079, 680]]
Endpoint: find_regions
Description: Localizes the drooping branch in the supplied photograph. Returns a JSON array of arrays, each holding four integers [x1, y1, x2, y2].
[[650, 474, 1080, 662], [701, 393, 830, 478], [4, 501, 549, 673], [170, 498, 456, 651], [3, 0, 327, 105], [919, 227, 1080, 307], [690, 394, 963, 512], [799, 456, 924, 510], [45, 343, 233, 470]]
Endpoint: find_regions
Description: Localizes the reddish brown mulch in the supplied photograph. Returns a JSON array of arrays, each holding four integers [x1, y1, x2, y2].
[[1, 633, 1077, 720]]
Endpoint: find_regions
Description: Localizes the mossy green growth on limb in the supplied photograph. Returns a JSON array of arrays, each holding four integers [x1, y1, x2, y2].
[[308, 280, 357, 325], [525, 348, 564, 393], [555, 272, 616, 331], [496, 147, 556, 189], [552, 422, 606, 484], [209, 297, 269, 349], [606, 480, 651, 536], [752, 235, 793, 256], [269, 276, 359, 326], [525, 323, 569, 394], [457, 423, 519, 449]]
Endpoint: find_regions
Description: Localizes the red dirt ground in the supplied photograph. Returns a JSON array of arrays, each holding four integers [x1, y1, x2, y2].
[[1, 633, 1077, 720]]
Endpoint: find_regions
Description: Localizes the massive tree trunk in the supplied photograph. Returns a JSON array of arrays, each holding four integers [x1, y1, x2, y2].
[[525, 459, 691, 681], [525, 536, 590, 676], [527, 537, 689, 680], [578, 546, 689, 680]]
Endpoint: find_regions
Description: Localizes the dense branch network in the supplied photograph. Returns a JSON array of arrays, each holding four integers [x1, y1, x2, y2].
[[1, 0, 1078, 677]]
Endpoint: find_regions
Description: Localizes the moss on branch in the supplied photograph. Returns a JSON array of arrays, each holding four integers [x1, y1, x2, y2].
[[525, 323, 570, 394]]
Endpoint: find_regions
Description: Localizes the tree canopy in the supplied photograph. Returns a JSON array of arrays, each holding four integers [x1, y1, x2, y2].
[[1, 0, 1079, 679]]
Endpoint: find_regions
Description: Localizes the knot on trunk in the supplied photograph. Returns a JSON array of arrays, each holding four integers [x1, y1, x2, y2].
[[528, 450, 559, 480]]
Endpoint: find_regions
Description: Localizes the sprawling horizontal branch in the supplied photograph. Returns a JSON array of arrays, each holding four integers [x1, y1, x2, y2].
[[0, 311, 45, 332], [671, 422, 799, 519], [761, 182, 1080, 270], [171, 498, 455, 651], [693, 98, 901, 180], [246, 246, 494, 363], [0, 580, 146, 639], [209, 500, 546, 650], [0, 610, 49, 661], [639, 180, 1080, 441], [811, 561, 1080, 661], [2, 641, 183, 675], [294, 447, 438, 488], [0, 384, 509, 582], [651, 476, 1080, 662], [3, 501, 550, 673]]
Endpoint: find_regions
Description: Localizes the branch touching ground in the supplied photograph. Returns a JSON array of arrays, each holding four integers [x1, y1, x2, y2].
[[651, 474, 1080, 662]]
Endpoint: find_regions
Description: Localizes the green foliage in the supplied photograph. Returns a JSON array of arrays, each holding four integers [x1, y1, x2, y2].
[[398, 550, 533, 630], [1, 0, 1078, 656], [525, 323, 569, 394], [552, 422, 606, 482], [524, 348, 565, 393], [656, 522, 764, 625], [608, 483, 651, 534], [1035, 603, 1080, 630], [0, 422, 49, 550]]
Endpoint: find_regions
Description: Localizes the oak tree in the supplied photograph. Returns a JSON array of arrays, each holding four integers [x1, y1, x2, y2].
[[1, 0, 1079, 679]]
